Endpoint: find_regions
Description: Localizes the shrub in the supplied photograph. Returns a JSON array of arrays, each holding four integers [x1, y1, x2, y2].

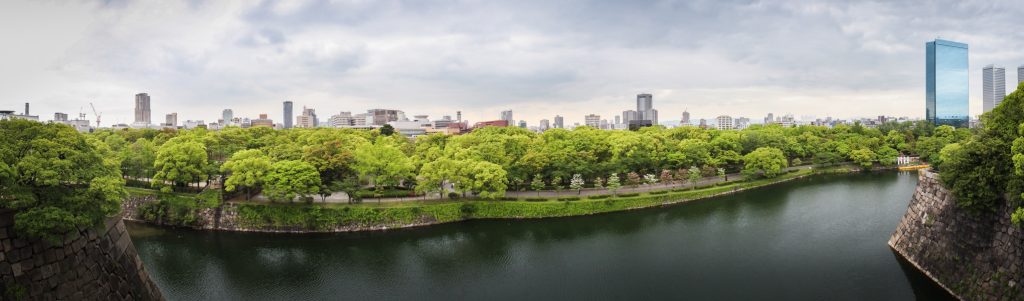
[[617, 193, 640, 197], [557, 197, 581, 202], [649, 191, 668, 195], [587, 195, 611, 199], [448, 192, 460, 199], [524, 198, 548, 202]]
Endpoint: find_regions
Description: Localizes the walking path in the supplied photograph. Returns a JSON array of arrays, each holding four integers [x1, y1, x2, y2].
[[230, 165, 826, 204]]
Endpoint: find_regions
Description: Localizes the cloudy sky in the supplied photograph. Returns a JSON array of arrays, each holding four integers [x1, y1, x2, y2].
[[2, 0, 1023, 126]]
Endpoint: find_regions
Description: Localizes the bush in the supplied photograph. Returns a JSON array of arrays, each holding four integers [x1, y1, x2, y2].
[[448, 192, 460, 199], [649, 190, 668, 195], [617, 193, 640, 197], [524, 198, 548, 202], [587, 195, 611, 199], [557, 197, 581, 202]]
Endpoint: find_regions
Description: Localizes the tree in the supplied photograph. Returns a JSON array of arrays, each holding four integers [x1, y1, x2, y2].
[[626, 172, 641, 188], [643, 174, 658, 185], [849, 148, 877, 170], [380, 124, 396, 136], [152, 137, 208, 192], [461, 160, 508, 199], [593, 177, 604, 189], [0, 120, 126, 242], [569, 174, 585, 194], [416, 157, 461, 199], [530, 174, 546, 197], [263, 160, 320, 202], [121, 138, 156, 180], [220, 149, 272, 200], [876, 146, 899, 166], [717, 167, 727, 181], [742, 147, 788, 179], [551, 176, 564, 192], [659, 169, 674, 185], [688, 166, 701, 189], [606, 173, 622, 195], [352, 139, 415, 198]]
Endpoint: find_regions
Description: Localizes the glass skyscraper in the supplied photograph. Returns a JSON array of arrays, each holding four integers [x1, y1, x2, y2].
[[926, 39, 969, 127]]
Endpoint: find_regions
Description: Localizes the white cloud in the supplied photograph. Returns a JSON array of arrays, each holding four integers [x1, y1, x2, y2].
[[1, 0, 1022, 126]]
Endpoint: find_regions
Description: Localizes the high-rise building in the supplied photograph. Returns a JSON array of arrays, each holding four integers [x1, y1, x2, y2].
[[222, 109, 234, 126], [614, 115, 621, 125], [765, 113, 775, 124], [716, 115, 734, 130], [926, 39, 969, 127], [584, 114, 601, 128], [539, 119, 550, 131], [457, 111, 462, 122], [24, 103, 29, 116], [296, 107, 318, 128], [681, 110, 690, 126], [622, 110, 638, 124], [500, 110, 513, 124], [134, 93, 151, 125], [283, 101, 293, 129], [1019, 65, 1024, 85], [636, 93, 658, 125], [330, 112, 354, 127], [983, 65, 1006, 113], [518, 120, 527, 128], [165, 113, 177, 127], [53, 112, 67, 122], [554, 115, 564, 129]]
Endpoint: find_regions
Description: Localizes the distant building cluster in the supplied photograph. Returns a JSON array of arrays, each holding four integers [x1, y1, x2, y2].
[[9, 38, 1017, 135]]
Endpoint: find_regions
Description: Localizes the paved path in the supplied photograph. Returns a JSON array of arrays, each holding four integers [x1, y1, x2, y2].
[[230, 164, 827, 204]]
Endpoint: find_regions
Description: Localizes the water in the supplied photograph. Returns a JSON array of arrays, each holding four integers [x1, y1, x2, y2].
[[128, 172, 955, 300]]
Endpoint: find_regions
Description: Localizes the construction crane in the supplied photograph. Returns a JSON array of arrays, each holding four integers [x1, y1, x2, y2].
[[89, 103, 102, 128]]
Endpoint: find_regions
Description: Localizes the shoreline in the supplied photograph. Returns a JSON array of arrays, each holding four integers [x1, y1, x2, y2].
[[124, 166, 877, 234]]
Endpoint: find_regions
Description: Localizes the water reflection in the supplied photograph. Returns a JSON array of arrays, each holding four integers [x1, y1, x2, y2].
[[129, 172, 955, 300]]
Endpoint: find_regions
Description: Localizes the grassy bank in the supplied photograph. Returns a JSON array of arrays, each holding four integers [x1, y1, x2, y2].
[[232, 168, 826, 231]]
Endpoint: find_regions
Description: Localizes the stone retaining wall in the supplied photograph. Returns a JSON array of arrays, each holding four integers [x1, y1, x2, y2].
[[0, 209, 163, 300], [888, 170, 1023, 300]]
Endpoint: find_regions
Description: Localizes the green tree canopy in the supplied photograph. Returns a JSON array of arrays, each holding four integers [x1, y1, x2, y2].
[[263, 160, 320, 202], [742, 147, 788, 178]]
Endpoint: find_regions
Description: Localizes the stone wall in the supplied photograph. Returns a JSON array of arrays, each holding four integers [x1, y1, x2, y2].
[[888, 170, 1023, 301], [0, 209, 164, 300]]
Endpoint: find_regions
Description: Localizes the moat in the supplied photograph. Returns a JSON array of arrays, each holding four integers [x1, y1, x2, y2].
[[127, 172, 955, 300]]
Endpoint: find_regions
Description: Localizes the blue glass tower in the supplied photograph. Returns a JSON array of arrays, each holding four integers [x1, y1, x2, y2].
[[926, 39, 969, 127]]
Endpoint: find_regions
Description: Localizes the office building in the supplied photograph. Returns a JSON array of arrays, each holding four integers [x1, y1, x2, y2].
[[54, 112, 68, 122], [716, 115, 733, 130], [622, 110, 638, 124], [765, 113, 775, 124], [1019, 65, 1024, 84], [585, 114, 601, 128], [614, 115, 621, 125], [681, 110, 690, 126], [296, 107, 318, 128], [251, 114, 274, 128], [539, 119, 550, 131], [983, 65, 1006, 113], [329, 112, 354, 127], [926, 39, 969, 127], [164, 113, 177, 127], [283, 101, 293, 129], [554, 115, 564, 129], [222, 109, 234, 126], [473, 120, 509, 128], [500, 110, 514, 124], [134, 93, 151, 125], [518, 120, 527, 128], [368, 109, 403, 125], [636, 93, 658, 125]]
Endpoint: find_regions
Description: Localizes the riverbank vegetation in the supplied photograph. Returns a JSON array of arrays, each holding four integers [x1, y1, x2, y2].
[[936, 82, 1024, 224], [91, 116, 946, 203], [232, 168, 817, 231], [1, 110, 960, 238]]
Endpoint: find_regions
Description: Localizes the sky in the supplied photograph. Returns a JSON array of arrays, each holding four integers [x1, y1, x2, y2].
[[2, 0, 1023, 126]]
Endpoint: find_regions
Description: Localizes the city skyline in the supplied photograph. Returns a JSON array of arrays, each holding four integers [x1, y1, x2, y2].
[[3, 1, 1024, 126]]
